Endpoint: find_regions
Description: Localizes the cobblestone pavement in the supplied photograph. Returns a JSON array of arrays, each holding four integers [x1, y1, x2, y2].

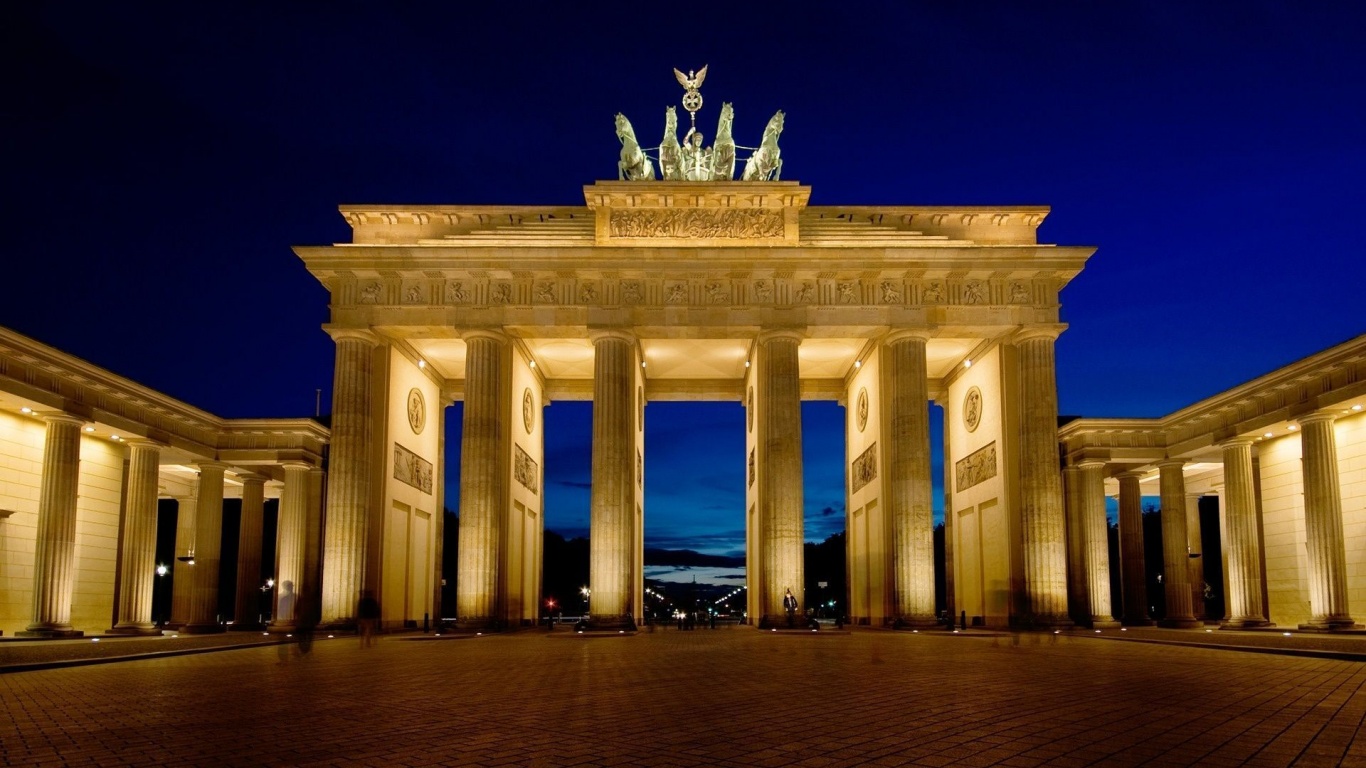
[[3, 628, 1366, 767]]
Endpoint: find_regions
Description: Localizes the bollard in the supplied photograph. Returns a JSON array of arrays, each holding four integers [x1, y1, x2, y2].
[[960, 610, 967, 631], [424, 612, 429, 633]]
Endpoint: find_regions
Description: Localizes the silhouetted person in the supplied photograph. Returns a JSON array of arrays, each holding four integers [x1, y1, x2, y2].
[[296, 590, 316, 656], [276, 580, 297, 663], [783, 588, 798, 628], [358, 591, 380, 648]]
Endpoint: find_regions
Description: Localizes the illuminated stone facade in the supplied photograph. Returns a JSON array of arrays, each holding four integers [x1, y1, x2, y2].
[[297, 180, 1095, 629], [1059, 335, 1366, 630], [0, 327, 327, 637]]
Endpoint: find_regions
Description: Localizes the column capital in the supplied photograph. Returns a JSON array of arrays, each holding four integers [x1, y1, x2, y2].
[[883, 329, 932, 345], [1298, 411, 1338, 427], [588, 328, 637, 345], [756, 328, 805, 344], [1155, 458, 1187, 471], [325, 326, 382, 345], [1218, 436, 1256, 449], [1115, 469, 1146, 481], [1075, 459, 1108, 471], [460, 328, 510, 344], [41, 413, 87, 428], [237, 472, 267, 487], [1012, 323, 1068, 344], [279, 460, 314, 472], [193, 460, 232, 474], [122, 437, 164, 450]]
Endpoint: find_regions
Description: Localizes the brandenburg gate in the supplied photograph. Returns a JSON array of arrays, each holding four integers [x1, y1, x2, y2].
[[295, 71, 1095, 630]]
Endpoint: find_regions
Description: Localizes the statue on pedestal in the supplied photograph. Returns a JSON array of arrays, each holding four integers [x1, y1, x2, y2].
[[614, 67, 786, 183]]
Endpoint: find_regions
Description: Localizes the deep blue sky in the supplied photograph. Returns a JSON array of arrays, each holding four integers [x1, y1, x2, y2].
[[7, 3, 1364, 558]]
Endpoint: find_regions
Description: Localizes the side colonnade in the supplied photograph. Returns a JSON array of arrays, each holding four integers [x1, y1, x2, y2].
[[1059, 334, 1366, 631], [0, 326, 329, 638]]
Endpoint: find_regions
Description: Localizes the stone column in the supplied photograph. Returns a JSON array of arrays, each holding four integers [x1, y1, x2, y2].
[[1014, 327, 1070, 627], [1186, 493, 1205, 620], [169, 490, 197, 628], [22, 414, 86, 637], [1157, 460, 1200, 628], [1077, 461, 1119, 627], [110, 439, 162, 635], [456, 330, 509, 628], [230, 474, 266, 630], [185, 462, 228, 633], [883, 331, 935, 627], [1062, 466, 1089, 624], [1117, 471, 1152, 625], [1220, 438, 1270, 628], [1298, 414, 1359, 630], [304, 468, 326, 615], [759, 331, 804, 627], [321, 328, 378, 625], [273, 462, 312, 631], [588, 331, 637, 629]]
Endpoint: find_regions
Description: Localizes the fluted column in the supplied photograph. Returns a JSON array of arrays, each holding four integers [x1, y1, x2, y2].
[[588, 330, 637, 629], [884, 331, 936, 626], [456, 330, 510, 628], [321, 328, 378, 625], [184, 462, 228, 632], [22, 414, 86, 637], [272, 462, 312, 631], [1220, 438, 1270, 628], [111, 439, 163, 635], [1062, 466, 1089, 623], [1298, 414, 1358, 630], [1186, 493, 1205, 620], [1117, 471, 1152, 625], [1078, 461, 1119, 627], [230, 474, 266, 630], [1157, 460, 1200, 628], [1015, 327, 1070, 626], [169, 491, 197, 628], [757, 331, 805, 627]]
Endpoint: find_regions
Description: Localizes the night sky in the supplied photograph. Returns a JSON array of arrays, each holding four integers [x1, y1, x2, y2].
[[7, 4, 1364, 567]]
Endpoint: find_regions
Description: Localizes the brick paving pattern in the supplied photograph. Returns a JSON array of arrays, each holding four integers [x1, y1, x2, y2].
[[3, 628, 1366, 767]]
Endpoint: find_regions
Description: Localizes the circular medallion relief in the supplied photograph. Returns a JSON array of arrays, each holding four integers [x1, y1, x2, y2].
[[856, 388, 869, 433], [963, 386, 983, 433], [406, 388, 426, 435], [522, 388, 535, 434], [747, 386, 755, 432]]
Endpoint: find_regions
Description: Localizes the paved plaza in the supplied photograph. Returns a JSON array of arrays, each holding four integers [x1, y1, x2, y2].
[[3, 628, 1366, 767]]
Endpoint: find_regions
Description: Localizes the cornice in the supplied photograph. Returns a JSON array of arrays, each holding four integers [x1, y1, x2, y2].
[[0, 326, 331, 463]]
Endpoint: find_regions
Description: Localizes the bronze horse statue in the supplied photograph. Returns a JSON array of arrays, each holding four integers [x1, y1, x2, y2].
[[615, 113, 656, 181]]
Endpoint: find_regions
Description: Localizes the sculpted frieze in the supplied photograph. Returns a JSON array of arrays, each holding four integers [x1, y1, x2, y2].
[[514, 444, 539, 494], [608, 208, 784, 240], [852, 442, 878, 493], [343, 274, 1040, 309], [954, 441, 997, 493], [393, 443, 433, 494]]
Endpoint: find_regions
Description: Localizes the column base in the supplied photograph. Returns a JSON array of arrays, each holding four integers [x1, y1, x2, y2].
[[1089, 619, 1123, 629], [107, 624, 162, 636], [1297, 620, 1363, 632], [1013, 615, 1074, 630], [1220, 618, 1274, 630], [17, 627, 84, 639], [227, 622, 265, 632], [1157, 617, 1203, 629], [181, 623, 226, 634], [1122, 617, 1156, 627], [581, 615, 637, 633], [759, 614, 819, 630], [891, 616, 941, 630]]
